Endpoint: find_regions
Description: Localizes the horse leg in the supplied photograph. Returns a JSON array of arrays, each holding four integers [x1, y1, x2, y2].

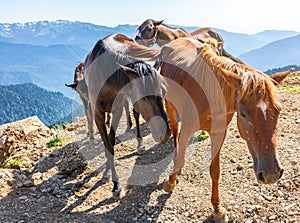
[[210, 132, 228, 223], [164, 123, 192, 192], [80, 95, 94, 139], [165, 99, 179, 148], [133, 109, 146, 154], [109, 108, 126, 199], [124, 98, 132, 132], [94, 111, 112, 182], [86, 102, 94, 139], [165, 99, 182, 174]]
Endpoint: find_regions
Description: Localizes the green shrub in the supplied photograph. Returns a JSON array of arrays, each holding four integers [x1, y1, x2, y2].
[[197, 131, 209, 141], [46, 135, 65, 147], [6, 158, 21, 169]]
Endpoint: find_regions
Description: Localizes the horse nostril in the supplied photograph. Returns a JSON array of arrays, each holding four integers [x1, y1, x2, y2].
[[258, 172, 265, 183]]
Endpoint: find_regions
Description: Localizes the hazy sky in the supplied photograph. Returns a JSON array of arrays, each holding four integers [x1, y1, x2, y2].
[[1, 0, 299, 34]]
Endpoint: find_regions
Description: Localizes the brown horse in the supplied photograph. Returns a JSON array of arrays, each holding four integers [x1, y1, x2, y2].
[[135, 19, 243, 64], [85, 33, 170, 199], [156, 37, 292, 222]]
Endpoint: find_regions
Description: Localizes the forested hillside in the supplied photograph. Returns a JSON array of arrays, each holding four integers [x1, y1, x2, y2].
[[0, 83, 78, 126]]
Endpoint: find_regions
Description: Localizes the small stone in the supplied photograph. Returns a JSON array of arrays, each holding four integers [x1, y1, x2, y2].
[[230, 158, 237, 163], [23, 179, 34, 187], [263, 194, 272, 201], [18, 195, 28, 200], [237, 164, 244, 171], [268, 215, 276, 220], [275, 190, 284, 197], [52, 186, 61, 195]]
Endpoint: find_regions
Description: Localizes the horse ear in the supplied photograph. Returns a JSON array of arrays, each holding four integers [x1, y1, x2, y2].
[[218, 68, 241, 89], [117, 63, 138, 80], [270, 68, 293, 86], [154, 20, 164, 26], [197, 37, 205, 44], [217, 42, 224, 50]]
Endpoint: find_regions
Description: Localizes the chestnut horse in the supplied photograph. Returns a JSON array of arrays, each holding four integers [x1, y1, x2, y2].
[[85, 33, 170, 199], [156, 37, 291, 222], [135, 19, 243, 64]]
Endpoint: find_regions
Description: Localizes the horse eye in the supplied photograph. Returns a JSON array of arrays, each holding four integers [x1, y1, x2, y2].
[[240, 111, 247, 118]]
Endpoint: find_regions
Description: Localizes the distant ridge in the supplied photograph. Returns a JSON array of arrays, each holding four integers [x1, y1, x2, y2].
[[0, 20, 299, 97], [252, 30, 300, 44], [239, 34, 300, 71]]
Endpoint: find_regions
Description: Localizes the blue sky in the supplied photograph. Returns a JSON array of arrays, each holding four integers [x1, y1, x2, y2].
[[1, 0, 299, 34]]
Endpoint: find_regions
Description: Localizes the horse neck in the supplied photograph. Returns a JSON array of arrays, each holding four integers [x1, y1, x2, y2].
[[201, 54, 239, 113], [156, 25, 191, 46]]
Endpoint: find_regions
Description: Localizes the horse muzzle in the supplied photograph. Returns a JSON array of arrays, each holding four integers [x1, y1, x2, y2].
[[149, 116, 170, 143], [255, 166, 284, 184]]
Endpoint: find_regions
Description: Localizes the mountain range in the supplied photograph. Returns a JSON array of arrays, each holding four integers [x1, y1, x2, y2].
[[0, 20, 299, 98]]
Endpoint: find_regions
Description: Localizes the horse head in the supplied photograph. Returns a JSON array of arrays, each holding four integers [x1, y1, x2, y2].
[[135, 19, 164, 47], [219, 68, 292, 184], [65, 62, 89, 100], [118, 62, 170, 143]]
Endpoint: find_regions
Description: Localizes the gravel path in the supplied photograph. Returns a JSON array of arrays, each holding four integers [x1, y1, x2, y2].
[[0, 73, 299, 223]]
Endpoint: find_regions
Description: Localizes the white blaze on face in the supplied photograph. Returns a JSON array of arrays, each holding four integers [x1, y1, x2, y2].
[[257, 99, 268, 120]]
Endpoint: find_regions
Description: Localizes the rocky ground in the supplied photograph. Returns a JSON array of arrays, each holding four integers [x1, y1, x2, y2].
[[0, 72, 299, 223]]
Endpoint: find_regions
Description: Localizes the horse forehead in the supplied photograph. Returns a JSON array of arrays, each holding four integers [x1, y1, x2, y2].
[[256, 99, 268, 120], [139, 19, 153, 30]]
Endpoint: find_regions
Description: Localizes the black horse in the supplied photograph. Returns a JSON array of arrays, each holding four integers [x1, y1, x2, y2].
[[85, 33, 170, 199]]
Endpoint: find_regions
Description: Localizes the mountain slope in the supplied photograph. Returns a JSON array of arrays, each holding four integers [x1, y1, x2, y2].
[[0, 83, 80, 126], [0, 20, 292, 56], [0, 42, 87, 98], [239, 34, 300, 71], [252, 30, 300, 44]]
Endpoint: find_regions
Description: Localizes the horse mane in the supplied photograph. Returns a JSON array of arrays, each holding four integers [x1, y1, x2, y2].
[[160, 23, 188, 33], [126, 61, 165, 96], [199, 39, 280, 109]]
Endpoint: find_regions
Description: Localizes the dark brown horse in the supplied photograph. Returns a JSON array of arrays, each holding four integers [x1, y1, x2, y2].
[[85, 33, 170, 199], [156, 37, 291, 222], [135, 19, 243, 64], [65, 62, 134, 139]]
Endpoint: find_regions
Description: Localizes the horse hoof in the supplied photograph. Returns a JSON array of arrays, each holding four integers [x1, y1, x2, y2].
[[137, 145, 146, 154], [113, 188, 126, 200], [100, 175, 110, 184], [163, 180, 176, 193], [178, 169, 183, 175], [213, 207, 228, 223]]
